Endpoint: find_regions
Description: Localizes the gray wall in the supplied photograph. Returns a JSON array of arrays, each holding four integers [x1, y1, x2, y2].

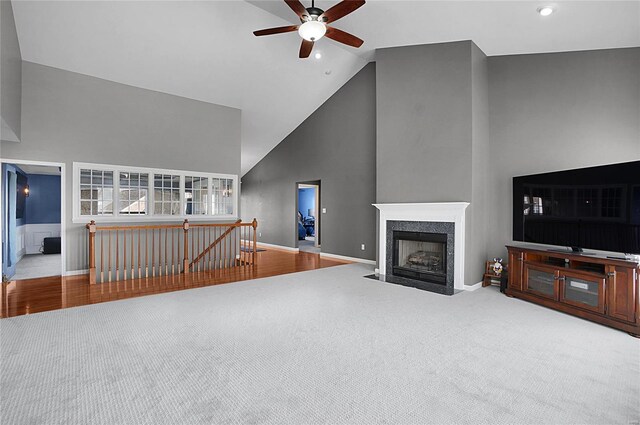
[[1, 61, 241, 272], [376, 41, 489, 285], [467, 43, 490, 284], [241, 62, 376, 260], [0, 0, 22, 142], [488, 47, 640, 258], [376, 41, 473, 204]]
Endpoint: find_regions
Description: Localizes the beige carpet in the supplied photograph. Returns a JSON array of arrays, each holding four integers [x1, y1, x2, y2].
[[1, 263, 638, 424]]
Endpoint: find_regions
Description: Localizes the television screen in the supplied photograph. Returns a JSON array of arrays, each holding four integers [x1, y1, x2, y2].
[[513, 161, 640, 254]]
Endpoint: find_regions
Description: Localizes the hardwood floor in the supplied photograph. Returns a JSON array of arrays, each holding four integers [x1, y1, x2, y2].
[[0, 249, 350, 318]]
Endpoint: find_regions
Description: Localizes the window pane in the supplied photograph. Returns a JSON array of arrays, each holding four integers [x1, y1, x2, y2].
[[80, 170, 91, 185], [79, 168, 114, 216], [153, 173, 180, 215], [80, 201, 92, 215], [185, 176, 208, 215], [119, 172, 148, 215]]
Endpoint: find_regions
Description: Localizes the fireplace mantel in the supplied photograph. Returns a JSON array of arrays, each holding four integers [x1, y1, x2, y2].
[[373, 202, 469, 291]]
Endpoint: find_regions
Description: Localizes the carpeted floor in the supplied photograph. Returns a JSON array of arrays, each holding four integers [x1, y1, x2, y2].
[[12, 254, 62, 280], [298, 239, 320, 254], [1, 263, 638, 424]]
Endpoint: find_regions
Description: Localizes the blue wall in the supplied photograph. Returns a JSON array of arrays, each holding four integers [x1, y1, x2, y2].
[[298, 188, 316, 218], [25, 174, 61, 224]]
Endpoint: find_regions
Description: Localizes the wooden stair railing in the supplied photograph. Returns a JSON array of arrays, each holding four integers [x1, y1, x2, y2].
[[87, 219, 258, 284]]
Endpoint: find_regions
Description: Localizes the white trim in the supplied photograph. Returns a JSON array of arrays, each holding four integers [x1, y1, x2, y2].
[[320, 252, 376, 265], [0, 158, 66, 277], [464, 281, 483, 291], [373, 202, 470, 291], [256, 242, 299, 252], [72, 162, 238, 223], [64, 269, 89, 276]]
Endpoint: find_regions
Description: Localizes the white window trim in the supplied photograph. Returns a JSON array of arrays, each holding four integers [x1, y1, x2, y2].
[[73, 162, 238, 223]]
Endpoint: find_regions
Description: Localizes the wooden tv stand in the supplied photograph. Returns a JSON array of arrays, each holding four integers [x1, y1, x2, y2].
[[506, 245, 640, 337]]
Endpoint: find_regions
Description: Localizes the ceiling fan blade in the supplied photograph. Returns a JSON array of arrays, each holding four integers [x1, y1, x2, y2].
[[321, 0, 365, 23], [325, 26, 364, 48], [253, 25, 299, 37], [284, 0, 308, 19], [299, 40, 314, 58]]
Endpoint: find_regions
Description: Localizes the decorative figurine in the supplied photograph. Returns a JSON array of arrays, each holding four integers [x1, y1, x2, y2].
[[492, 258, 504, 276]]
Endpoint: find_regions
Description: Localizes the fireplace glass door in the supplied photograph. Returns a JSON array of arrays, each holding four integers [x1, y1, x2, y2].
[[392, 231, 447, 284]]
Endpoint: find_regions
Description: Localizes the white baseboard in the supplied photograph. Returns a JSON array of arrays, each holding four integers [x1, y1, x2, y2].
[[320, 252, 376, 265], [256, 242, 299, 252], [64, 269, 88, 277], [464, 281, 483, 291]]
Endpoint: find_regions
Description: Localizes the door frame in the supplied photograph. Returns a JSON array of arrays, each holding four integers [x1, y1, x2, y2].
[[295, 181, 320, 248], [0, 158, 66, 279]]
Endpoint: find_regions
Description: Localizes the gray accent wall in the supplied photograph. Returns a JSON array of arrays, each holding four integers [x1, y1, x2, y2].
[[488, 47, 640, 258], [376, 41, 473, 204], [376, 41, 489, 285], [1, 0, 22, 142], [241, 63, 376, 261], [1, 61, 241, 272]]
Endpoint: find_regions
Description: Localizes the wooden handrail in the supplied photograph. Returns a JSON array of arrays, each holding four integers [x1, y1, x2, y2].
[[87, 218, 258, 284], [189, 219, 241, 268]]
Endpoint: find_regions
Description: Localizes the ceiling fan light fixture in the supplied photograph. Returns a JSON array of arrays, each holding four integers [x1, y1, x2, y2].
[[298, 20, 326, 41], [537, 6, 554, 16]]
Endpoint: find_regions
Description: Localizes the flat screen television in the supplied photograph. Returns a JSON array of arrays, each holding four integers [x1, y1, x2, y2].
[[513, 161, 640, 254]]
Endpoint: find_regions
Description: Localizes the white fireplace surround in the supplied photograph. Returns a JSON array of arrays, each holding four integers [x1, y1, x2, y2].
[[373, 202, 470, 291]]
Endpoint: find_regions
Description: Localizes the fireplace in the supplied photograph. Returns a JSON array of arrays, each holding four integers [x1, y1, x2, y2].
[[392, 231, 447, 285], [374, 202, 469, 294]]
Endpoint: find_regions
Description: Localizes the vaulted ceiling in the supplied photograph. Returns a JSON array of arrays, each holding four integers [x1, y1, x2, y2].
[[11, 1, 640, 175]]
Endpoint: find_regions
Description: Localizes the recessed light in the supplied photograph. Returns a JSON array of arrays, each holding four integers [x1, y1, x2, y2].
[[314, 52, 322, 60], [537, 6, 554, 16]]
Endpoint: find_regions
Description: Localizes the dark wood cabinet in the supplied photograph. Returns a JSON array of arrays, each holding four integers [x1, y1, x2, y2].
[[506, 245, 639, 337], [607, 265, 636, 323]]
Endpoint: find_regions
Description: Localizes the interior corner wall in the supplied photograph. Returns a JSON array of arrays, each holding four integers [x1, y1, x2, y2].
[[488, 47, 640, 258], [240, 62, 376, 260], [0, 0, 22, 142], [466, 42, 490, 285], [1, 61, 241, 273]]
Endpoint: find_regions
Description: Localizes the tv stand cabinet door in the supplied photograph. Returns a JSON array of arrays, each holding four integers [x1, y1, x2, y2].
[[508, 249, 524, 291], [523, 263, 558, 300], [607, 266, 636, 324], [560, 270, 605, 314]]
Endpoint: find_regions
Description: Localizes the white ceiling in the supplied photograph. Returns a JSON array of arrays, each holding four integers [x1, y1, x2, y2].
[[11, 1, 640, 175], [16, 164, 62, 175]]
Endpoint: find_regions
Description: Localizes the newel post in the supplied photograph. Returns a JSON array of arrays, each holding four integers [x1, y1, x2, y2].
[[86, 220, 97, 284], [252, 218, 258, 266], [183, 219, 190, 273]]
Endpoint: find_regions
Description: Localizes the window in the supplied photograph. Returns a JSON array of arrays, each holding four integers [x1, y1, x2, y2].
[[73, 162, 237, 222], [185, 176, 208, 215], [80, 169, 114, 216], [119, 172, 148, 215], [212, 178, 234, 215], [154, 174, 181, 215]]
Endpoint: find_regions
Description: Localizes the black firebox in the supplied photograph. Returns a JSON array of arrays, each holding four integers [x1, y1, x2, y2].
[[392, 231, 447, 285]]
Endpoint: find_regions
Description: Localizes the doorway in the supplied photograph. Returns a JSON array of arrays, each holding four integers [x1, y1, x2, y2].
[[296, 181, 320, 253], [1, 160, 64, 281]]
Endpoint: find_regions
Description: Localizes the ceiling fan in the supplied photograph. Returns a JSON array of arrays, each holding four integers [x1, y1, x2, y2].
[[253, 0, 365, 58]]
